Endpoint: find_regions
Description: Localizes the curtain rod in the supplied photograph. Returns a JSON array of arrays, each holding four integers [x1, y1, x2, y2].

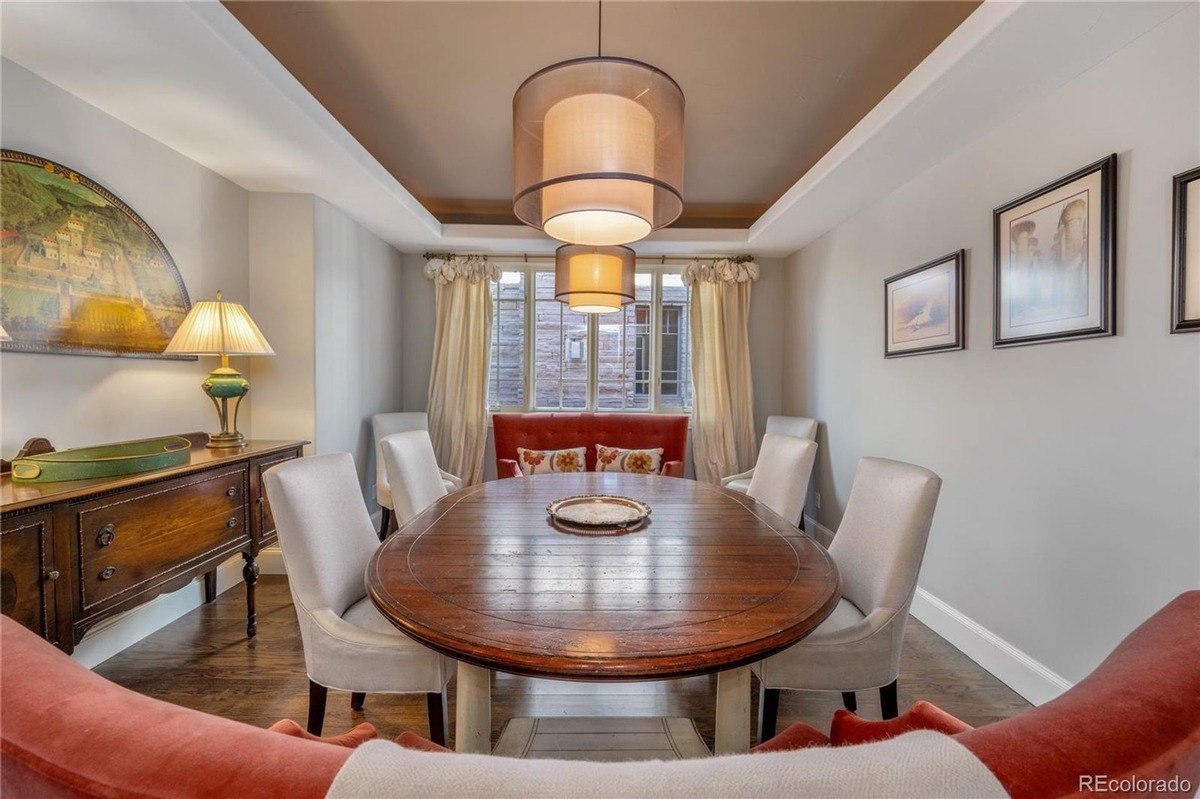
[[421, 252, 751, 265]]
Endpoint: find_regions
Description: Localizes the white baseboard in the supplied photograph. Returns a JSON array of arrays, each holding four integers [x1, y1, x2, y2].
[[71, 555, 245, 670], [258, 545, 286, 575], [804, 515, 1072, 706], [910, 588, 1072, 706]]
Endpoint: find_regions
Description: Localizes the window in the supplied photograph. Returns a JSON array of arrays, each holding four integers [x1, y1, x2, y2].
[[488, 265, 692, 412]]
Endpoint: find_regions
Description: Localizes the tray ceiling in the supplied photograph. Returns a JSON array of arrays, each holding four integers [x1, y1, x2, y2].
[[224, 1, 977, 229]]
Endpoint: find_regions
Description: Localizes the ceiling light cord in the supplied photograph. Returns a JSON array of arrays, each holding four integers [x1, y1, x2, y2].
[[597, 0, 603, 57]]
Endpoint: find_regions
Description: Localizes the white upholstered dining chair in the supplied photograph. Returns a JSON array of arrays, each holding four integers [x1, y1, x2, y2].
[[746, 434, 818, 528], [753, 456, 941, 740], [263, 452, 455, 743], [379, 430, 448, 528], [372, 412, 462, 539], [722, 416, 818, 494]]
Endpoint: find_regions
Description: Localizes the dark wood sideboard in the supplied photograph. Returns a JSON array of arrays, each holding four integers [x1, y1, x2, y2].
[[0, 435, 306, 653]]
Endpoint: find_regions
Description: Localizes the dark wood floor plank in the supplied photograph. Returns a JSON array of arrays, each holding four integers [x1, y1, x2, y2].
[[94, 576, 1031, 749]]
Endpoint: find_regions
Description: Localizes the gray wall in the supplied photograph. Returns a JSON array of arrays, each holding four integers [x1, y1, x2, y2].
[[247, 194, 406, 507], [782, 9, 1200, 685], [0, 60, 250, 454], [314, 198, 406, 506], [248, 193, 316, 450]]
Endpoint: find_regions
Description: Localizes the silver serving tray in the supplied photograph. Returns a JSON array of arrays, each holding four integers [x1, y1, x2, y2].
[[547, 494, 652, 528]]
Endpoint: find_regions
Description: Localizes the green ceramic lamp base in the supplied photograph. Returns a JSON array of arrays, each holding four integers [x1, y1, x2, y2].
[[202, 357, 250, 449]]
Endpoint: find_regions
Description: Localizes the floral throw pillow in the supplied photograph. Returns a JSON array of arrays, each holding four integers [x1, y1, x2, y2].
[[594, 445, 664, 475], [516, 446, 586, 476]]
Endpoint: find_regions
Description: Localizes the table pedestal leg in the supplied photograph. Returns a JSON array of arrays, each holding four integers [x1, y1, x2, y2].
[[714, 666, 752, 755], [455, 662, 491, 754]]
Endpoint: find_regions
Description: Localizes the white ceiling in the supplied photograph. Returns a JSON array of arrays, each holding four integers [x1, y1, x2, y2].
[[0, 1, 1188, 257]]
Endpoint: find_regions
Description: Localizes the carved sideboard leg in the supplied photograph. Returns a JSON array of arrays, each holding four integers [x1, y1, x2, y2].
[[242, 552, 260, 638], [203, 569, 217, 604]]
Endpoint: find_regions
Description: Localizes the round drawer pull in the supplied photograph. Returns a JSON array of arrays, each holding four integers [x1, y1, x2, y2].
[[97, 524, 116, 547], [98, 566, 117, 581], [45, 570, 60, 582], [227, 517, 238, 528], [226, 486, 238, 497]]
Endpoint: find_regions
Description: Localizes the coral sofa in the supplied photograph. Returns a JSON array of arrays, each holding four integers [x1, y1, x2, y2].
[[492, 412, 689, 478], [2, 592, 1198, 797]]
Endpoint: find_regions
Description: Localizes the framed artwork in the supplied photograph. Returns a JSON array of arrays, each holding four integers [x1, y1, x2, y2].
[[1171, 166, 1200, 333], [993, 154, 1116, 348], [0, 150, 192, 358], [884, 250, 965, 358]]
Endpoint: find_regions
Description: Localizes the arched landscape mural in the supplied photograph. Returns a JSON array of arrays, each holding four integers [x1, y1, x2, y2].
[[0, 151, 192, 358]]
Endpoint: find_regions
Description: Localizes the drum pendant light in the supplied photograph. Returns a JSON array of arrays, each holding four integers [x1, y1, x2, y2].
[[554, 244, 636, 314], [513, 2, 684, 247]]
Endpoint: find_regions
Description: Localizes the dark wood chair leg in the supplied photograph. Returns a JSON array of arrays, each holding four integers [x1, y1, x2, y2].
[[202, 570, 217, 604], [880, 680, 899, 720], [241, 552, 259, 638], [842, 691, 857, 712], [757, 685, 780, 743], [350, 692, 366, 711], [307, 680, 328, 735], [426, 690, 449, 747], [378, 507, 391, 542]]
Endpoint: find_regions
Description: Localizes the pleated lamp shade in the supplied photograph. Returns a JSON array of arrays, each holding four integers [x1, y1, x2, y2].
[[163, 292, 274, 357], [514, 57, 684, 246], [555, 244, 636, 314]]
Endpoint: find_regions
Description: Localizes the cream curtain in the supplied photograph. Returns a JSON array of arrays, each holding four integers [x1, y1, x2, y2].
[[685, 258, 760, 485], [425, 255, 498, 485]]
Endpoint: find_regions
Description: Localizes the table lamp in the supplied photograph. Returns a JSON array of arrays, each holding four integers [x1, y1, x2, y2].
[[163, 291, 274, 449]]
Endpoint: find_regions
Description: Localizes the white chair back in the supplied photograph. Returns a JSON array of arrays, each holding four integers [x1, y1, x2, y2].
[[263, 452, 377, 618], [765, 415, 818, 440], [372, 412, 430, 505], [830, 457, 941, 616], [746, 434, 818, 527], [381, 430, 449, 526]]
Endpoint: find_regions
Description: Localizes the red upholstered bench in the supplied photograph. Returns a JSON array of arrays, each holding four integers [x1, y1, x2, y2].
[[493, 412, 689, 479], [2, 592, 1197, 797]]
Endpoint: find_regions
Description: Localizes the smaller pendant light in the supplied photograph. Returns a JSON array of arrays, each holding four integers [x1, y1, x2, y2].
[[555, 244, 636, 314]]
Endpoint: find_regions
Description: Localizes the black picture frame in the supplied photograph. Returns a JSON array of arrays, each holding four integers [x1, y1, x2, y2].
[[993, 154, 1117, 348], [1171, 165, 1200, 334], [884, 250, 965, 358]]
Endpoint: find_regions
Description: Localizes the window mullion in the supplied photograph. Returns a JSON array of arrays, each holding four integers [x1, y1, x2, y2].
[[651, 271, 664, 413], [586, 313, 599, 411], [525, 267, 535, 411]]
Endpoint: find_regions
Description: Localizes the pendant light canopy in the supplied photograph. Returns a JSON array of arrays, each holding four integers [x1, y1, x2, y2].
[[513, 57, 684, 246], [555, 244, 636, 314]]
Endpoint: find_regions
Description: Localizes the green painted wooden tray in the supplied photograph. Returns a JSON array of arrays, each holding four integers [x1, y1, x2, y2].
[[10, 436, 193, 483]]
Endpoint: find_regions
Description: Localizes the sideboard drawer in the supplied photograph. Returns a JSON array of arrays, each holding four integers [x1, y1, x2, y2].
[[75, 465, 250, 610]]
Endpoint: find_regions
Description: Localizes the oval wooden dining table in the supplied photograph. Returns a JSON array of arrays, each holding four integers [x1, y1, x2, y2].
[[367, 472, 840, 755]]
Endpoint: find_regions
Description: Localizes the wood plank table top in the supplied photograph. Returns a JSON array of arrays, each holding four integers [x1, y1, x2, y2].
[[367, 473, 840, 682]]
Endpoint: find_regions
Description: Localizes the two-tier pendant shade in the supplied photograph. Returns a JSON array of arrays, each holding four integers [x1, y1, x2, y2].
[[555, 244, 636, 314], [513, 57, 684, 247]]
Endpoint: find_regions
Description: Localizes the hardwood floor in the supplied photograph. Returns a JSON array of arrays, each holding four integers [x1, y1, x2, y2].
[[95, 576, 1030, 749]]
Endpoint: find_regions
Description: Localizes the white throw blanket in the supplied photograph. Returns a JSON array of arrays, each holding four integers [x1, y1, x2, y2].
[[325, 730, 1008, 799]]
